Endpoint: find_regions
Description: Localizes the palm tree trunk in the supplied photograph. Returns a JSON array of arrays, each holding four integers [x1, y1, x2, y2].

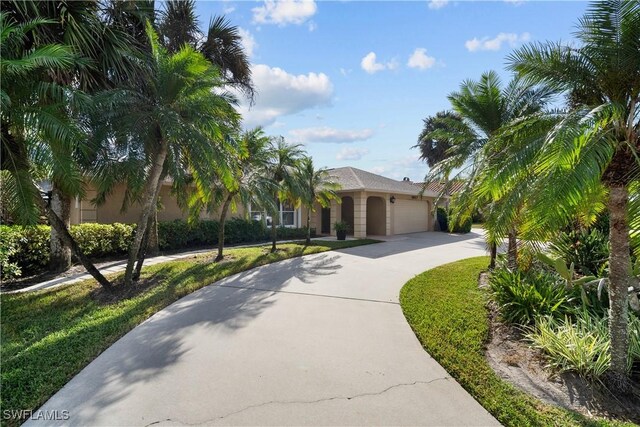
[[49, 184, 72, 272], [270, 220, 277, 253], [489, 242, 497, 269], [124, 139, 169, 286], [270, 195, 278, 253], [147, 211, 159, 257], [132, 214, 153, 281], [607, 184, 631, 387], [507, 229, 518, 270], [36, 191, 112, 289], [216, 192, 234, 262], [132, 174, 165, 280], [306, 206, 311, 245]]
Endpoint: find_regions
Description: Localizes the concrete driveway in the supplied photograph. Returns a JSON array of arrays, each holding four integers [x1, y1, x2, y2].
[[28, 231, 499, 426]]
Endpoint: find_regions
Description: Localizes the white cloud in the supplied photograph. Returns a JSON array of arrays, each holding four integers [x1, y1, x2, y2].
[[340, 67, 352, 76], [289, 127, 374, 144], [370, 155, 424, 181], [238, 28, 257, 58], [428, 0, 449, 10], [465, 32, 531, 52], [252, 0, 317, 26], [336, 147, 370, 161], [237, 64, 333, 128], [504, 0, 526, 4], [360, 52, 398, 74], [307, 21, 317, 32], [407, 48, 436, 70]]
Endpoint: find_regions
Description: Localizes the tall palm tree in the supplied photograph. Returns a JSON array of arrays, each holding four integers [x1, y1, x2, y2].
[[158, 0, 254, 99], [265, 137, 306, 253], [95, 24, 239, 286], [103, 1, 254, 258], [414, 111, 463, 170], [0, 12, 112, 289], [6, 0, 147, 272], [297, 158, 341, 245], [508, 0, 640, 386], [426, 71, 552, 268]]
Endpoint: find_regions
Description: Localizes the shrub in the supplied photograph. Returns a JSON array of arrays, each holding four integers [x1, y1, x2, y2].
[[528, 310, 640, 378], [70, 223, 134, 258], [0, 234, 21, 280], [548, 228, 609, 276], [0, 225, 50, 278], [2, 219, 311, 280], [436, 207, 448, 232], [489, 268, 573, 325], [451, 217, 472, 233]]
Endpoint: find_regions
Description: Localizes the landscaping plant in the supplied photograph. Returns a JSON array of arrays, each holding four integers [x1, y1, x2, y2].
[[489, 268, 573, 325], [528, 310, 640, 379]]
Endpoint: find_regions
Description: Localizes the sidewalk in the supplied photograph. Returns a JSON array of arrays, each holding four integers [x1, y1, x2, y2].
[[3, 237, 345, 295]]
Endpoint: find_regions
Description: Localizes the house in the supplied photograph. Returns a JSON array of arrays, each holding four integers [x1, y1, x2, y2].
[[68, 167, 445, 238], [309, 167, 441, 238]]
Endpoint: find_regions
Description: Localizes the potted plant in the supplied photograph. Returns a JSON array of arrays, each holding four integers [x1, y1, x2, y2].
[[334, 221, 350, 241]]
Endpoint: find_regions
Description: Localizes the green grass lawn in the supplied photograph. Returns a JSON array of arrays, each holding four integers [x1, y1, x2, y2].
[[0, 239, 377, 426], [399, 256, 633, 427]]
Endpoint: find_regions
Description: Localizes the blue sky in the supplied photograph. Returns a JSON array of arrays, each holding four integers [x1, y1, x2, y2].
[[195, 0, 588, 181]]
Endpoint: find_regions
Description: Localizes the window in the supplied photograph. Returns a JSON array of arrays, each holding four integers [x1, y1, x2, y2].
[[248, 202, 297, 227], [280, 202, 295, 227]]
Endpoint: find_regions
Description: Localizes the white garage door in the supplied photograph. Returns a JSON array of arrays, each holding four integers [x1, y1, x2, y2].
[[393, 199, 429, 234]]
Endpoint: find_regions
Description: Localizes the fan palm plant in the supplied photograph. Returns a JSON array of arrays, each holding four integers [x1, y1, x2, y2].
[[508, 0, 640, 385], [425, 71, 552, 268], [93, 24, 239, 286], [264, 137, 306, 253], [0, 12, 112, 288], [297, 158, 341, 245]]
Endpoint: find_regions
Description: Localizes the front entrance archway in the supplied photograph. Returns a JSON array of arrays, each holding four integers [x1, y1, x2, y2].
[[341, 196, 354, 234], [366, 196, 386, 235]]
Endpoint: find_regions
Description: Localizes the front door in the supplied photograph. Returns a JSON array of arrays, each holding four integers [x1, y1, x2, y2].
[[321, 207, 331, 234]]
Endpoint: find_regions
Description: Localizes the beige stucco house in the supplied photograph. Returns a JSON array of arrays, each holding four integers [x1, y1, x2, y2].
[[310, 167, 441, 238], [69, 166, 444, 238]]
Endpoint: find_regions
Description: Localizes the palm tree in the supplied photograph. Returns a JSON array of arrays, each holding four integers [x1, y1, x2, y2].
[[209, 128, 276, 262], [6, 0, 147, 272], [297, 158, 341, 245], [95, 24, 239, 286], [508, 0, 640, 386], [264, 137, 306, 253], [158, 0, 254, 99], [426, 71, 552, 268], [0, 12, 112, 289], [414, 111, 463, 169], [107, 1, 254, 257]]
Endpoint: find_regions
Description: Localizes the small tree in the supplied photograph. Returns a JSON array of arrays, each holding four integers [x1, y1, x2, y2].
[[264, 137, 305, 253], [297, 158, 341, 245]]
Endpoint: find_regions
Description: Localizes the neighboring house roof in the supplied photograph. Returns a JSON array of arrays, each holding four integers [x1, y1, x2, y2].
[[328, 167, 441, 197], [413, 180, 466, 196]]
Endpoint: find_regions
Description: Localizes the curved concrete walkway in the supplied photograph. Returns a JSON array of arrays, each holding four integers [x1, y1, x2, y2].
[[28, 231, 499, 426]]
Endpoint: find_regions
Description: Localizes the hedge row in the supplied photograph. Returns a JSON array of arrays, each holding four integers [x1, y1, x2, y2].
[[436, 208, 472, 233], [0, 219, 314, 280]]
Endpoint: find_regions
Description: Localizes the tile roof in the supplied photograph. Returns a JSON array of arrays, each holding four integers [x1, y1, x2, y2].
[[327, 167, 441, 197], [413, 180, 466, 195]]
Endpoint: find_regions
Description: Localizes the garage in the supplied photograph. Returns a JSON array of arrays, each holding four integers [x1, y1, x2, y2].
[[393, 198, 430, 234]]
